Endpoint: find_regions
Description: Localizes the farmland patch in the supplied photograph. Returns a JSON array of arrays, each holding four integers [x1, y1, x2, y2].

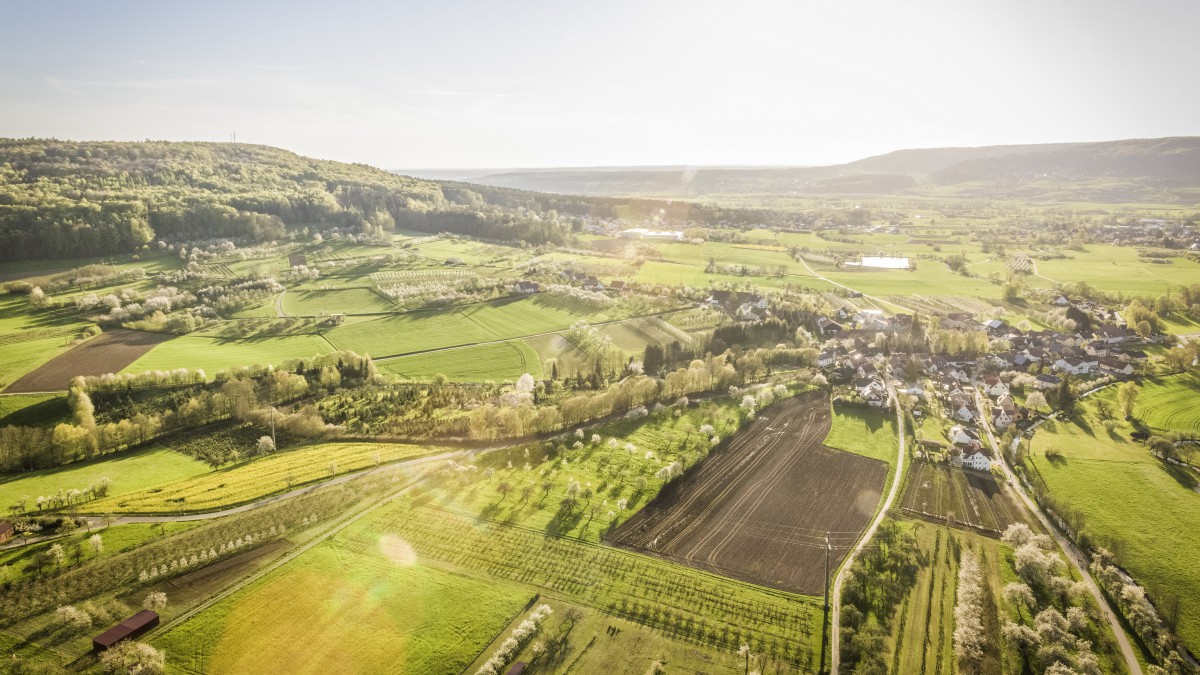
[[5, 329, 171, 392], [899, 461, 1024, 535], [610, 392, 888, 595]]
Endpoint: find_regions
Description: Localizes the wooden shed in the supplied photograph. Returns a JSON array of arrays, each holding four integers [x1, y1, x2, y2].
[[92, 610, 159, 653]]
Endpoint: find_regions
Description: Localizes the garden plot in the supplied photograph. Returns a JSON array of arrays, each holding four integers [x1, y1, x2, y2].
[[899, 461, 1025, 535]]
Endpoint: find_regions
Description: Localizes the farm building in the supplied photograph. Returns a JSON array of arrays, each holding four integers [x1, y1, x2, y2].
[[0, 520, 12, 544], [288, 253, 307, 268], [92, 610, 159, 653], [514, 280, 540, 294], [506, 664, 527, 675]]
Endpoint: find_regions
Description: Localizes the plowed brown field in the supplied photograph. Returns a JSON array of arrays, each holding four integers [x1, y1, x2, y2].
[[4, 329, 171, 392], [610, 390, 888, 595]]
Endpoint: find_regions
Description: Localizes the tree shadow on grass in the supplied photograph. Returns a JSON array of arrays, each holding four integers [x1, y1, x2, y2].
[[545, 501, 584, 537], [1159, 460, 1199, 491], [1044, 452, 1069, 467]]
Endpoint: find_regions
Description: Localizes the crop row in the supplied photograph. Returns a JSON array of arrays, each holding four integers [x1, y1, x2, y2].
[[352, 501, 821, 667]]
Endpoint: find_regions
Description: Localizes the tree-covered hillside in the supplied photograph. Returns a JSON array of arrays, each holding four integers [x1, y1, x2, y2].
[[0, 140, 567, 261]]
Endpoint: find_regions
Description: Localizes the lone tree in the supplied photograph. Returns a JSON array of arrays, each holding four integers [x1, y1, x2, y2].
[[255, 436, 276, 455], [99, 641, 166, 675], [1025, 391, 1048, 413], [1117, 381, 1139, 420], [143, 591, 168, 611]]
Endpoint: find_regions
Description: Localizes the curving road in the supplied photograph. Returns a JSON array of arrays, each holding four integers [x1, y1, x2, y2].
[[830, 379, 906, 673], [972, 382, 1142, 675]]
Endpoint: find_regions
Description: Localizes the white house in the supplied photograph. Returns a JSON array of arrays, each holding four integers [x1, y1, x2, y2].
[[986, 381, 1010, 398], [1053, 358, 1097, 376], [992, 407, 1014, 431], [954, 405, 975, 422], [959, 447, 993, 471]]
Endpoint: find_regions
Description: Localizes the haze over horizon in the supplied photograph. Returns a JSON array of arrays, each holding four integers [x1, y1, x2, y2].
[[4, 0, 1199, 170]]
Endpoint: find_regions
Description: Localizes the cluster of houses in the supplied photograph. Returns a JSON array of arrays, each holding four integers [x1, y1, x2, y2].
[[703, 290, 770, 321], [1094, 219, 1200, 250], [815, 302, 1155, 474]]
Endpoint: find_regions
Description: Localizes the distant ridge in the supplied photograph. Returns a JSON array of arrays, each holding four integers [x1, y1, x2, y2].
[[400, 137, 1200, 203]]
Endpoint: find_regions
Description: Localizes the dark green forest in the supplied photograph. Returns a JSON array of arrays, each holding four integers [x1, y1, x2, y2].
[[0, 139, 791, 261]]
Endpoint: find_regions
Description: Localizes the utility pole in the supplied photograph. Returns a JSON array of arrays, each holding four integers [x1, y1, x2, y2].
[[820, 534, 832, 673]]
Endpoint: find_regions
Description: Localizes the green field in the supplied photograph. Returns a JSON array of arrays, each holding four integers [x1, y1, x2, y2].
[[0, 296, 92, 387], [325, 296, 620, 358], [0, 392, 67, 426], [825, 404, 899, 467], [820, 262, 1004, 302], [87, 442, 444, 514], [124, 332, 336, 373], [1034, 245, 1200, 296], [1131, 372, 1200, 435], [381, 340, 542, 382], [1027, 393, 1200, 650], [281, 286, 394, 315], [0, 446, 209, 514], [155, 538, 531, 675]]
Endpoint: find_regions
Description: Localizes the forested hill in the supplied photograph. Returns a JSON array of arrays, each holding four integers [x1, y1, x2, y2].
[[423, 137, 1200, 202], [0, 139, 788, 262]]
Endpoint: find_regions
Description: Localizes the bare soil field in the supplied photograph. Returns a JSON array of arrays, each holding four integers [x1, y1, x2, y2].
[[4, 329, 171, 392], [900, 460, 1024, 535], [609, 390, 887, 595]]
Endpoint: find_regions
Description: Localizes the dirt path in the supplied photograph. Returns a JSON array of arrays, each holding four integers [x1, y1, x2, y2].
[[830, 379, 906, 673], [797, 257, 916, 314], [973, 383, 1142, 675], [1031, 259, 1062, 285]]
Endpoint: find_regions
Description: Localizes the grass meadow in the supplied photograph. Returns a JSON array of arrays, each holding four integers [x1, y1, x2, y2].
[[1026, 391, 1200, 650], [1132, 372, 1200, 435], [154, 540, 531, 675], [324, 296, 620, 358], [0, 446, 209, 514], [381, 340, 542, 382]]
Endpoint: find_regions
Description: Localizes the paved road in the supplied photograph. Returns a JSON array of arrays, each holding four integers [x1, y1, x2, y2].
[[797, 258, 916, 314], [830, 379, 906, 673], [972, 384, 1142, 675]]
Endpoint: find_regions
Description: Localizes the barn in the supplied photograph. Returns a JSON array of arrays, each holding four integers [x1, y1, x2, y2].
[[92, 610, 160, 653], [0, 520, 13, 544]]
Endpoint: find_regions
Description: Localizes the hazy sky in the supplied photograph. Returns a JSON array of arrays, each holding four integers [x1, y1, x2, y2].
[[3, 0, 1198, 168]]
